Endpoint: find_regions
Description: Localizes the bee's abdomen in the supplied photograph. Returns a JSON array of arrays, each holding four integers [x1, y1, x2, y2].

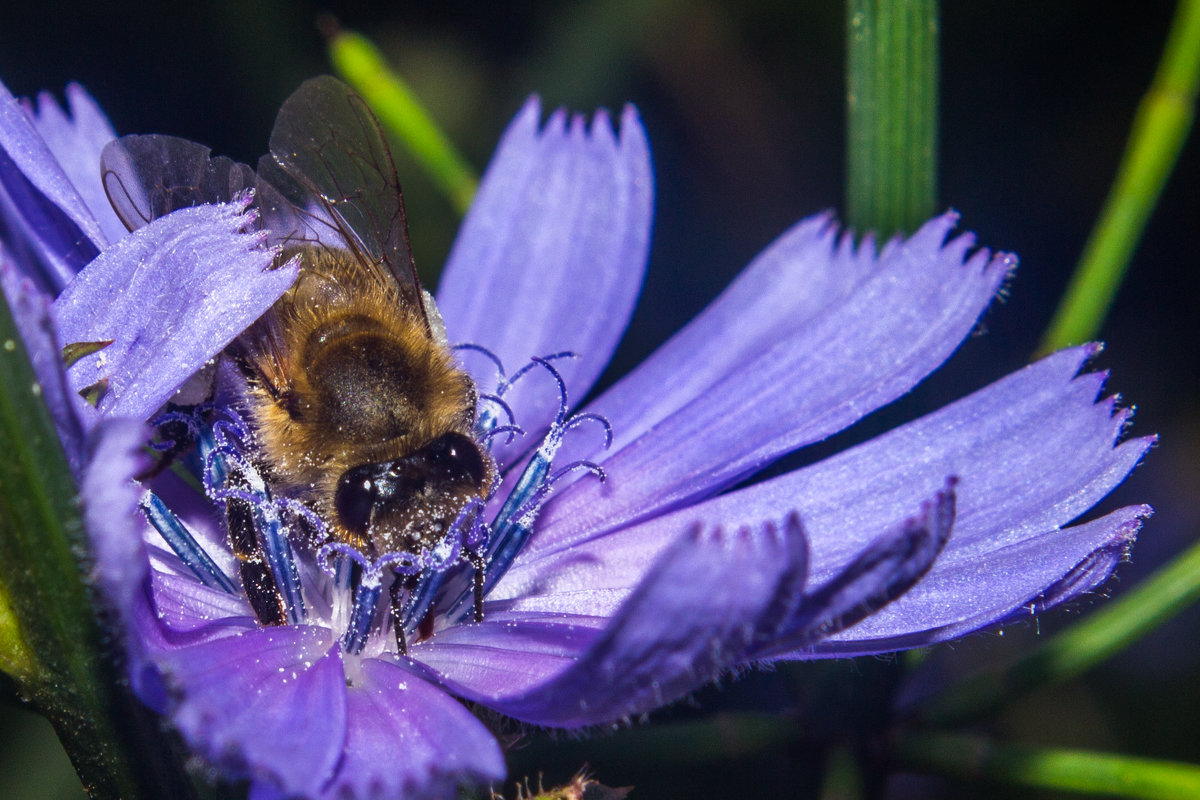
[[306, 330, 423, 443]]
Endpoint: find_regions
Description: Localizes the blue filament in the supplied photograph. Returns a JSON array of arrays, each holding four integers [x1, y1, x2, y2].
[[343, 578, 382, 655], [252, 496, 307, 626], [442, 355, 609, 623], [141, 492, 237, 593], [197, 408, 309, 626]]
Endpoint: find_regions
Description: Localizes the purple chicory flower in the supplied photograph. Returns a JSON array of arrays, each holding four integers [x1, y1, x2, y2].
[[0, 77, 1153, 800]]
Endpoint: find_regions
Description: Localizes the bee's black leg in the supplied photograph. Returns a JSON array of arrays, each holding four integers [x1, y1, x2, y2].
[[390, 576, 416, 656], [470, 550, 486, 623], [135, 403, 203, 482], [225, 466, 285, 626]]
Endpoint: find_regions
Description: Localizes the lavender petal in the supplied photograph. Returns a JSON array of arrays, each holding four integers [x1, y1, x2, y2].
[[539, 214, 1013, 541], [436, 99, 653, 465], [52, 200, 296, 421], [0, 79, 104, 289], [32, 85, 126, 245], [154, 626, 346, 798], [326, 658, 506, 799]]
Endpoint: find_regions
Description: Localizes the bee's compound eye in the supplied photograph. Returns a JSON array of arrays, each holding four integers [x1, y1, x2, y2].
[[334, 466, 377, 537], [425, 433, 487, 486]]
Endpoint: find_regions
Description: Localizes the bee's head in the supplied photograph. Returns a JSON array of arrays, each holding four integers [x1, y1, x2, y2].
[[333, 432, 490, 553]]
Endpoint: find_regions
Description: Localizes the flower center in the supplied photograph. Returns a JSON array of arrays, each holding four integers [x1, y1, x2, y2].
[[140, 350, 612, 656]]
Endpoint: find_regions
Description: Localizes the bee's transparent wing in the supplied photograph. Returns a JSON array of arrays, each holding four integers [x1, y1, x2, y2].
[[100, 135, 256, 232], [257, 76, 424, 317]]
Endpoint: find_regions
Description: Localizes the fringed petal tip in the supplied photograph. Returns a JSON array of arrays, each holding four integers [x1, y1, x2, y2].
[[80, 419, 153, 666], [1025, 503, 1152, 615], [52, 200, 295, 421], [512, 94, 647, 145], [438, 94, 653, 465]]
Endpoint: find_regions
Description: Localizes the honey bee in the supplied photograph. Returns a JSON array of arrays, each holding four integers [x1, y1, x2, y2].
[[101, 77, 494, 637]]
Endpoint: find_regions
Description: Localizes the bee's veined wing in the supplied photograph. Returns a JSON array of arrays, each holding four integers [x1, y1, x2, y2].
[[257, 76, 425, 321], [100, 135, 256, 232]]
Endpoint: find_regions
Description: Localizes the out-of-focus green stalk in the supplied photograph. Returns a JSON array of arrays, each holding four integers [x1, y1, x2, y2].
[[1038, 0, 1200, 354], [893, 732, 1200, 799], [0, 299, 191, 798], [325, 24, 479, 215], [915, 529, 1200, 728], [845, 0, 939, 236], [0, 579, 38, 679]]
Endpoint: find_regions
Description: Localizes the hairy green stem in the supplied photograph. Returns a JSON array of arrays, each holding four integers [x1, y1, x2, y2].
[[0, 298, 191, 798]]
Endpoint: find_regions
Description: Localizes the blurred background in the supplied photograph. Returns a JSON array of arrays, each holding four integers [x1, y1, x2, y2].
[[0, 2, 1196, 797]]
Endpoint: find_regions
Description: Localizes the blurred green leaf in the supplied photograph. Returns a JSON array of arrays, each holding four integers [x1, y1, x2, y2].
[[326, 24, 479, 215], [1039, 0, 1200, 354], [893, 732, 1200, 799]]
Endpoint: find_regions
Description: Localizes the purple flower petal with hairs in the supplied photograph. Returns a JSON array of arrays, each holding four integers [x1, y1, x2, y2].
[[1, 77, 1152, 800]]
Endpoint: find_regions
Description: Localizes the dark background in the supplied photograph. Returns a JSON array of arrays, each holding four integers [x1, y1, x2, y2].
[[0, 2, 1196, 798]]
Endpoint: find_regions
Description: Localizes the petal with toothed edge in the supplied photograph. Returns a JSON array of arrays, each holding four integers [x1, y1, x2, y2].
[[812, 505, 1148, 655], [519, 347, 1150, 575], [433, 513, 810, 726], [430, 486, 950, 724], [436, 98, 653, 467], [81, 419, 151, 648], [0, 80, 105, 290], [320, 658, 505, 800], [482, 346, 1147, 662], [154, 626, 346, 798], [52, 200, 296, 422], [31, 84, 127, 245], [535, 214, 1014, 548], [758, 485, 954, 657]]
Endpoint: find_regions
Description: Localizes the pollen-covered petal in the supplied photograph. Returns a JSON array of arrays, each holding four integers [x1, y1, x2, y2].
[[0, 79, 105, 289], [320, 658, 505, 800], [154, 626, 346, 798], [437, 514, 810, 727], [539, 213, 1011, 543], [415, 609, 608, 698], [436, 98, 653, 464], [32, 84, 126, 245], [52, 200, 297, 421], [80, 419, 152, 642]]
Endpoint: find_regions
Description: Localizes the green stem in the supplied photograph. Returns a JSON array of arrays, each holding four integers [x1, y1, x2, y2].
[[325, 24, 479, 215], [1038, 0, 1200, 354], [0, 298, 191, 798], [893, 732, 1200, 800], [845, 0, 939, 236], [915, 533, 1200, 728]]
